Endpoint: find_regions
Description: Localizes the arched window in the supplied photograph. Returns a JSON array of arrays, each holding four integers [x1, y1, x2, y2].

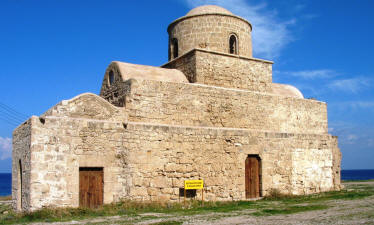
[[172, 38, 178, 59], [229, 34, 238, 55], [108, 70, 114, 86]]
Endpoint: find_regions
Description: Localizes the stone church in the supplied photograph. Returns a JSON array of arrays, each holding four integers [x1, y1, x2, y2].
[[12, 5, 342, 211]]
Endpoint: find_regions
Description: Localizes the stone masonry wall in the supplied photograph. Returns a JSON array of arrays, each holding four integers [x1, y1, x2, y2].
[[12, 119, 32, 211], [27, 116, 128, 210], [22, 115, 340, 209], [162, 49, 273, 92], [331, 137, 342, 188], [99, 62, 126, 105], [12, 94, 129, 211], [102, 79, 327, 134], [122, 122, 340, 201], [13, 89, 341, 210], [168, 14, 252, 59], [195, 50, 272, 91], [42, 93, 127, 122], [162, 50, 197, 83]]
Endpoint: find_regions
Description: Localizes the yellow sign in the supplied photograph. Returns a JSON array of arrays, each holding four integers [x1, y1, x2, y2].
[[184, 180, 204, 190]]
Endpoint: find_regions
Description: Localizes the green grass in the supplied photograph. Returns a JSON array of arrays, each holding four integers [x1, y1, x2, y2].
[[252, 204, 329, 216], [1, 182, 373, 224], [342, 179, 374, 183], [256, 182, 374, 207]]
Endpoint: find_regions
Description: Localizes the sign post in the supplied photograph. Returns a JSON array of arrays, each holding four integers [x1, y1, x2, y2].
[[184, 180, 204, 206]]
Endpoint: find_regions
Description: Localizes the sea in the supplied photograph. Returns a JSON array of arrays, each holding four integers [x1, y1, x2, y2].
[[1, 170, 374, 196], [0, 173, 11, 196]]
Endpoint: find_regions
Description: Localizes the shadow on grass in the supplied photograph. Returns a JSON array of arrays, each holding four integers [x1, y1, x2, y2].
[[252, 204, 329, 216]]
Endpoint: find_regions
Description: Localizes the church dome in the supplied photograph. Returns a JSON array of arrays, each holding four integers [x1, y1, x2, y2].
[[168, 5, 253, 60], [185, 5, 234, 17]]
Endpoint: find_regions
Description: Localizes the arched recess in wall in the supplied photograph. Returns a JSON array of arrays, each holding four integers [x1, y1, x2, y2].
[[17, 159, 23, 210], [171, 38, 178, 59], [229, 34, 238, 55]]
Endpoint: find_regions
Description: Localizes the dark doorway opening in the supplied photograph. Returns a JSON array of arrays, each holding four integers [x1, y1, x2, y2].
[[79, 167, 104, 208], [245, 155, 261, 198]]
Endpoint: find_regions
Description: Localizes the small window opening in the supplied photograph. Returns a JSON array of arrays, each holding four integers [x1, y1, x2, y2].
[[229, 34, 238, 54], [172, 38, 178, 59], [179, 188, 197, 198], [108, 70, 114, 86], [39, 117, 45, 124]]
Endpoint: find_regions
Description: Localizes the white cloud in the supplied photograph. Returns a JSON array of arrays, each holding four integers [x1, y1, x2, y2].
[[347, 101, 374, 110], [328, 122, 374, 148], [0, 137, 12, 160], [339, 133, 360, 146], [275, 69, 372, 95], [276, 69, 337, 79], [182, 0, 296, 59], [328, 77, 371, 93], [347, 134, 358, 143], [330, 101, 374, 112], [368, 138, 374, 147]]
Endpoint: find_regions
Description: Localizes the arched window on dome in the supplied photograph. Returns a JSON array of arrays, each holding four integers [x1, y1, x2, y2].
[[171, 38, 178, 59], [229, 34, 238, 55]]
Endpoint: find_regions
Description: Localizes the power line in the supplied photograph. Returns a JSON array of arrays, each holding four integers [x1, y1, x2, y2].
[[0, 101, 28, 120], [0, 113, 23, 126], [0, 117, 20, 127], [0, 108, 26, 124], [0, 101, 29, 127]]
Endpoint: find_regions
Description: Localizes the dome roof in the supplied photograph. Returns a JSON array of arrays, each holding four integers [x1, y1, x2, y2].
[[271, 83, 304, 99], [186, 5, 233, 17], [110, 61, 188, 83]]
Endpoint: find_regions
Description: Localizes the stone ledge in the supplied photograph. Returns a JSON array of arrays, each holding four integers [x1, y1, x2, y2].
[[161, 48, 273, 67], [126, 121, 331, 137]]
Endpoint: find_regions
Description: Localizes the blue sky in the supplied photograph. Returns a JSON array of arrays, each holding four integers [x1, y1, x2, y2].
[[0, 0, 373, 172]]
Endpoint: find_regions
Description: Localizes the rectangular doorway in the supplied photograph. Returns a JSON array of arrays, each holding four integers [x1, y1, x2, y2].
[[79, 167, 103, 208], [245, 155, 261, 198]]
